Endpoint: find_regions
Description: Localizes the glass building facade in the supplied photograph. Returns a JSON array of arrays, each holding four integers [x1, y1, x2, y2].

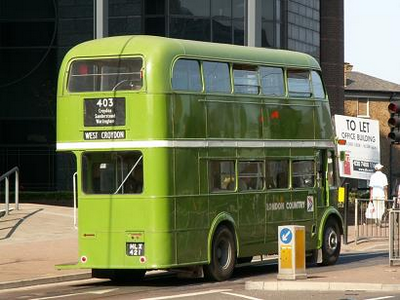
[[0, 0, 343, 191]]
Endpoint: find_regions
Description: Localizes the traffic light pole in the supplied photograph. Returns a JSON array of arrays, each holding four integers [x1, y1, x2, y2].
[[390, 142, 393, 198]]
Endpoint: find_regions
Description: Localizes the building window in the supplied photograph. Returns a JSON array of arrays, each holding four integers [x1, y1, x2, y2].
[[357, 99, 369, 117]]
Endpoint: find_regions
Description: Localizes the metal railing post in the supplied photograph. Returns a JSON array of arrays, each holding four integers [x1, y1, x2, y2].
[[15, 170, 19, 211], [355, 198, 358, 245], [5, 177, 9, 215]]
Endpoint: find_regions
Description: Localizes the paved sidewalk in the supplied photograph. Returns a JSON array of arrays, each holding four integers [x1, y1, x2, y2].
[[0, 203, 398, 291], [0, 204, 90, 289]]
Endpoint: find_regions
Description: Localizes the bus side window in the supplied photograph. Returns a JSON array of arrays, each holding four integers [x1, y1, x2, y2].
[[311, 70, 326, 99], [172, 59, 202, 92], [233, 64, 259, 95], [209, 160, 235, 192], [238, 161, 264, 191], [287, 69, 312, 98], [260, 67, 285, 96], [203, 61, 231, 94], [292, 160, 315, 188], [265, 160, 289, 189]]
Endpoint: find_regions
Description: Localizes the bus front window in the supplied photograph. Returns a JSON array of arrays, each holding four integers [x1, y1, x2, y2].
[[82, 151, 143, 194], [68, 58, 143, 92]]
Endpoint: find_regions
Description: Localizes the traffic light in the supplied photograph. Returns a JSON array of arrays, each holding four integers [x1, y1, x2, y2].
[[388, 101, 400, 142]]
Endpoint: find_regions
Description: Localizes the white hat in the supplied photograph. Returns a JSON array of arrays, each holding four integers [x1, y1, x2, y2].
[[374, 163, 384, 170]]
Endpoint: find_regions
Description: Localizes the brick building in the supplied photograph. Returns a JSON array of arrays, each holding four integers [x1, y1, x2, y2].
[[344, 63, 400, 194]]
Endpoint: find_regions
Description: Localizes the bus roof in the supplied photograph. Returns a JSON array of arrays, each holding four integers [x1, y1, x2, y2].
[[62, 35, 321, 69]]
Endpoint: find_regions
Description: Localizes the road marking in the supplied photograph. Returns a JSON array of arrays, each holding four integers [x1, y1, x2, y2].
[[140, 289, 232, 300], [31, 288, 118, 299], [364, 296, 394, 300], [221, 291, 263, 300]]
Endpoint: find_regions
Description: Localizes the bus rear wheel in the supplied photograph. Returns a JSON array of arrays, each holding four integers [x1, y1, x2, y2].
[[204, 225, 236, 281], [320, 219, 341, 266]]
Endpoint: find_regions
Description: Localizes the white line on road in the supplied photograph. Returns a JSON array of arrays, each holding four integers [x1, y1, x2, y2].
[[140, 289, 232, 300], [30, 288, 118, 300], [364, 296, 394, 300], [221, 291, 264, 300]]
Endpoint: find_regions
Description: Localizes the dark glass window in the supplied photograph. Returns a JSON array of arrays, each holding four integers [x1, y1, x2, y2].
[[172, 59, 202, 91], [292, 160, 315, 188], [260, 67, 284, 96], [232, 0, 245, 18], [170, 18, 211, 41], [68, 58, 143, 92], [233, 64, 259, 95], [212, 19, 232, 44], [203, 61, 231, 93], [233, 20, 245, 45], [287, 70, 311, 98], [212, 0, 231, 18], [265, 160, 289, 189], [311, 70, 325, 99], [238, 161, 264, 191], [145, 17, 166, 36], [170, 0, 210, 17], [209, 160, 235, 192], [145, 0, 165, 14], [82, 151, 143, 194]]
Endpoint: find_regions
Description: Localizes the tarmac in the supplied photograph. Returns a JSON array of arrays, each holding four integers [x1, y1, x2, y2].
[[0, 203, 399, 292]]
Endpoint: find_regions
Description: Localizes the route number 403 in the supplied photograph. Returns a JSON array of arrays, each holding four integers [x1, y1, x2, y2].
[[96, 98, 114, 108]]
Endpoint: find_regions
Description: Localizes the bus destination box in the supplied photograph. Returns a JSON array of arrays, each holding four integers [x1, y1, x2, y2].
[[277, 225, 307, 280]]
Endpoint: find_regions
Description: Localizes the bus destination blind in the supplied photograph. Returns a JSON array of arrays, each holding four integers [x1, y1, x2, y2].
[[84, 97, 125, 126]]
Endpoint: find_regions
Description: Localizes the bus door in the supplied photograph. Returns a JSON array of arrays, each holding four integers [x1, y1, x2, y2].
[[291, 159, 317, 248], [317, 149, 338, 208]]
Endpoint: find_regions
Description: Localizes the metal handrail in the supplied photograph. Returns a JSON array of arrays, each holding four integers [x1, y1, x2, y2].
[[0, 167, 19, 216], [73, 172, 78, 229]]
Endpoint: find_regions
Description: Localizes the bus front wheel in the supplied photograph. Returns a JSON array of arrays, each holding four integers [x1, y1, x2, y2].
[[320, 219, 341, 266], [204, 225, 236, 281]]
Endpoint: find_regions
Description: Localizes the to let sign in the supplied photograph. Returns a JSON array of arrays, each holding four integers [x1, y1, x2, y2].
[[334, 115, 380, 180]]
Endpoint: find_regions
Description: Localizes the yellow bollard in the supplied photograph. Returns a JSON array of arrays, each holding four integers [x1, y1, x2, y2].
[[277, 225, 307, 280]]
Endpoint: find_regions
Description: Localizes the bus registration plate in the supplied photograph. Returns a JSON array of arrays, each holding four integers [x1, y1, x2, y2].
[[126, 242, 145, 256]]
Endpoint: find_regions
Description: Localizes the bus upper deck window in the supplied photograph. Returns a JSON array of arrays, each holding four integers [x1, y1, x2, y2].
[[203, 61, 231, 94], [287, 70, 311, 98], [311, 71, 326, 99], [68, 58, 143, 92], [260, 67, 284, 96], [172, 59, 202, 91], [233, 64, 259, 95]]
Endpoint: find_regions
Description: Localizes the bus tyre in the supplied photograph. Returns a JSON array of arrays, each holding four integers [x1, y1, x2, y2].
[[320, 219, 341, 266], [204, 225, 236, 281]]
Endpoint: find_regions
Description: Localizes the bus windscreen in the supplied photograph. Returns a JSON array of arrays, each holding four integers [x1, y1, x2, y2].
[[68, 58, 143, 92]]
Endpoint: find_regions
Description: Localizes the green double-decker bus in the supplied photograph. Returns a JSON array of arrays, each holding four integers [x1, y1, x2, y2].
[[57, 35, 342, 281]]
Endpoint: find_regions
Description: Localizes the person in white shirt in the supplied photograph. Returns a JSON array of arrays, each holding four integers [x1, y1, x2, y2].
[[369, 163, 388, 224]]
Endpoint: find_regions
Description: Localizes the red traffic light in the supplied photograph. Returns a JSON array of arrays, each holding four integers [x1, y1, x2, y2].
[[388, 116, 400, 128], [388, 102, 400, 114]]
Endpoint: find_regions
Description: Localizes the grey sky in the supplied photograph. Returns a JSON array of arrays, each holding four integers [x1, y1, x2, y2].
[[345, 0, 400, 84]]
